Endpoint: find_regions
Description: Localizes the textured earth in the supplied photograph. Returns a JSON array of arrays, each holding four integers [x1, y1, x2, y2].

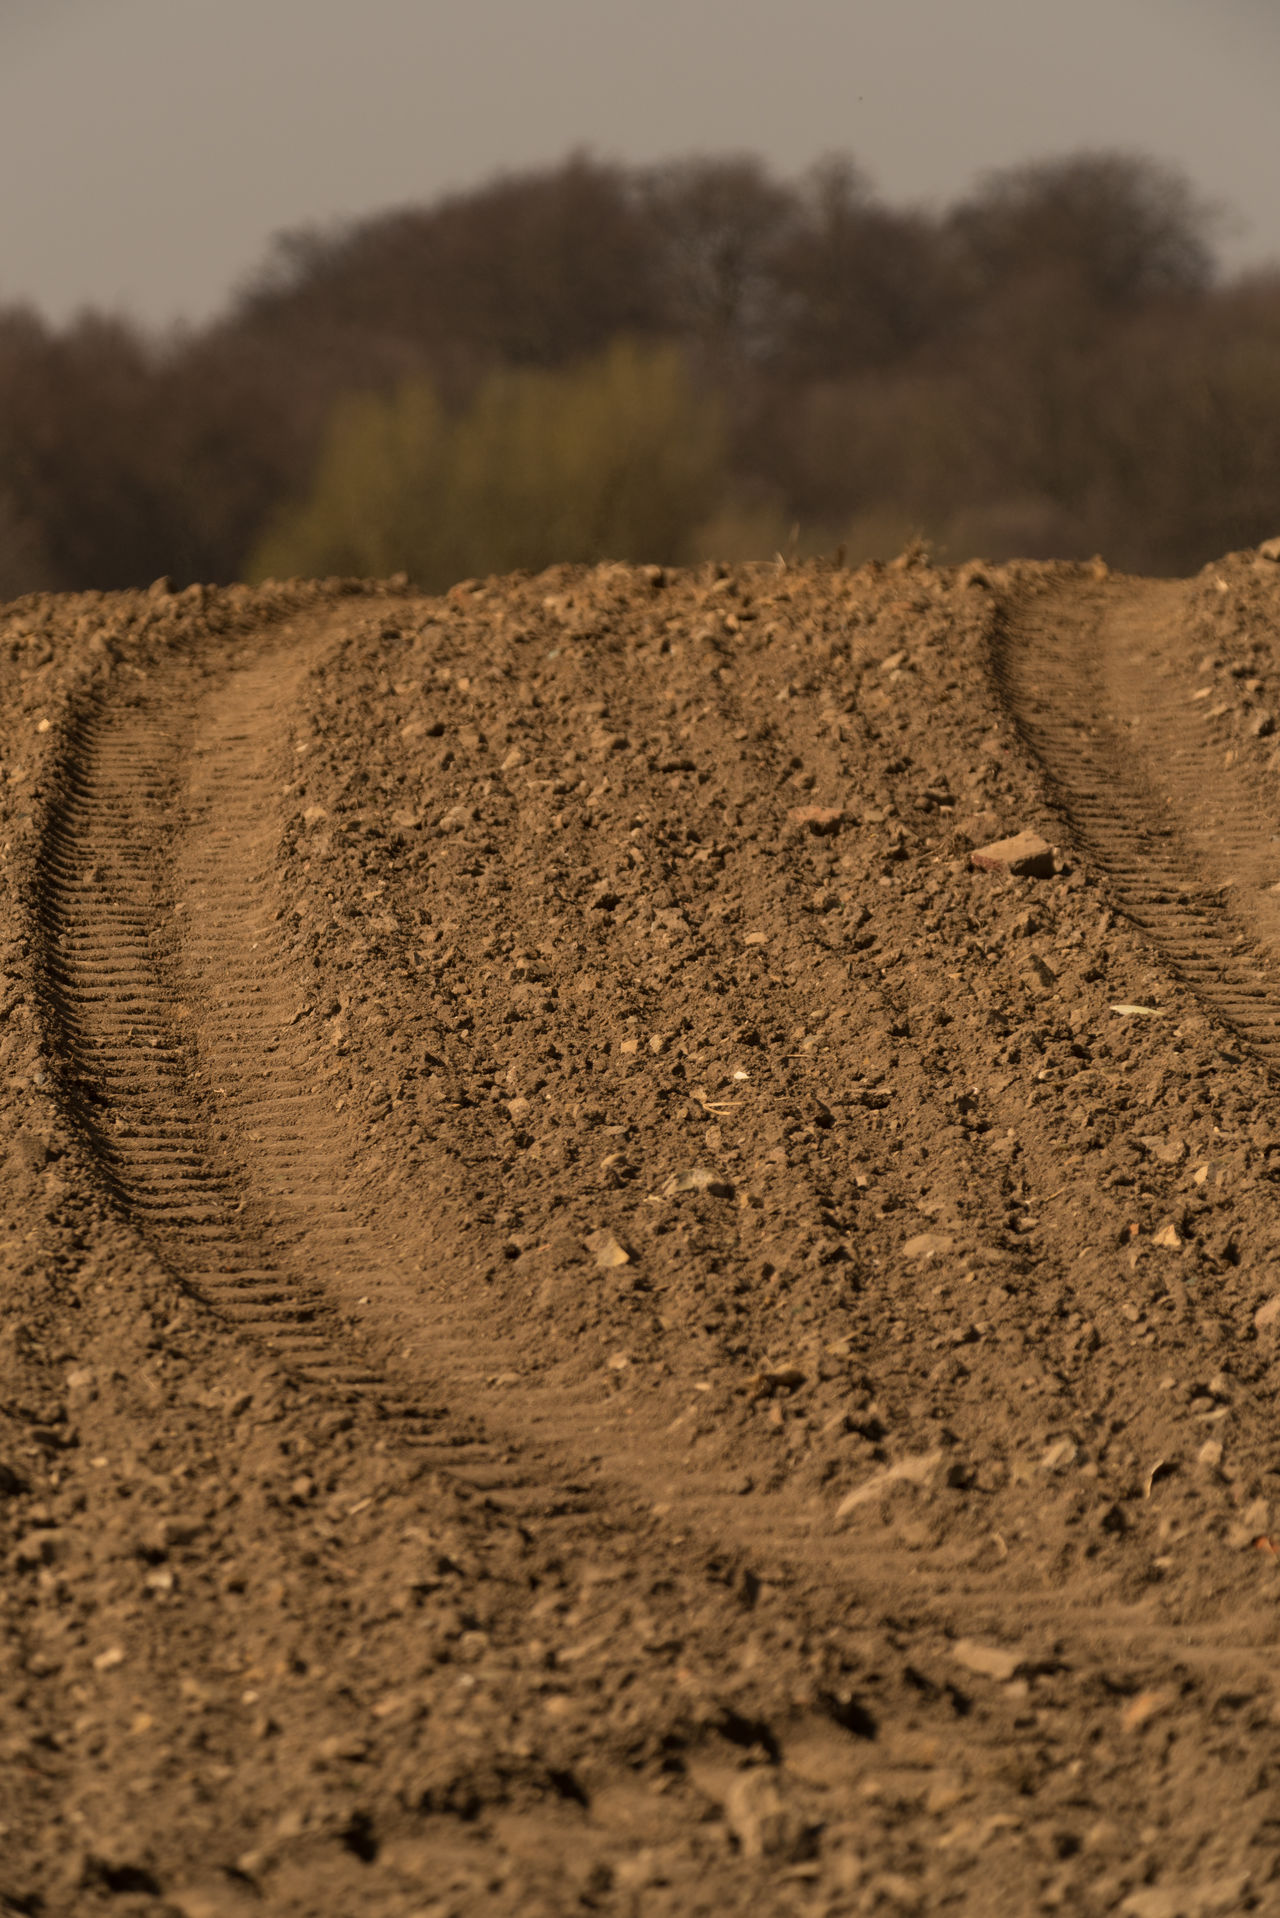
[[4, 546, 1280, 1915]]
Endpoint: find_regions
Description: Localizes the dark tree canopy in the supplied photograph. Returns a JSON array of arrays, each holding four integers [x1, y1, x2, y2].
[[240, 155, 667, 375], [4, 145, 1278, 597], [948, 151, 1218, 311]]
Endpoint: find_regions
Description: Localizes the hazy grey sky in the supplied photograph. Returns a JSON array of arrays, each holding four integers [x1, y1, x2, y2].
[[1, 0, 1277, 329]]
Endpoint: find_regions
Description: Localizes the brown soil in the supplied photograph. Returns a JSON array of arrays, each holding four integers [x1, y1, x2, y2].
[[4, 549, 1280, 1915]]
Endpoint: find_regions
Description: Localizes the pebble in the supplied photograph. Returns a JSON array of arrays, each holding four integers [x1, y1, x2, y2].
[[664, 1167, 735, 1198], [1025, 953, 1057, 990], [1140, 1135, 1186, 1165], [748, 1366, 806, 1400], [970, 831, 1055, 879], [835, 1449, 943, 1519], [584, 1228, 631, 1269], [951, 1639, 1023, 1682], [1253, 1295, 1280, 1334], [722, 1769, 812, 1861], [787, 804, 844, 836], [1120, 1688, 1175, 1733], [902, 1232, 955, 1261], [149, 1514, 207, 1553]]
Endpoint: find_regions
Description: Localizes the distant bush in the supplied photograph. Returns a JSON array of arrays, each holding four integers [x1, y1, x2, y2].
[[250, 339, 725, 587]]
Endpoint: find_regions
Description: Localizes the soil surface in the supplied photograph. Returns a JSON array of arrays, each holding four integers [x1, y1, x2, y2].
[[4, 549, 1280, 1916]]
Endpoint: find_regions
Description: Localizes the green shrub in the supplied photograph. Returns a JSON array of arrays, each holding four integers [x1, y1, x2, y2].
[[250, 339, 724, 587]]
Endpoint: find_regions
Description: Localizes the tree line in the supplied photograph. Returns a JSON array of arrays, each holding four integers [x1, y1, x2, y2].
[[2, 148, 1278, 598]]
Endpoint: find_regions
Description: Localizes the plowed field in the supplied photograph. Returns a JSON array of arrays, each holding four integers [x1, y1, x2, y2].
[[4, 548, 1280, 1915]]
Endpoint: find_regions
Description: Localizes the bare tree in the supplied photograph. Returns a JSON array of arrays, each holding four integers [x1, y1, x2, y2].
[[947, 151, 1219, 313]]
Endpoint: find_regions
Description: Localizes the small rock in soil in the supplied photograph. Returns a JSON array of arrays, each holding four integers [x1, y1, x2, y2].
[[835, 1450, 943, 1519], [952, 1639, 1023, 1682], [1120, 1689, 1176, 1734], [902, 1231, 955, 1261], [970, 830, 1056, 878], [722, 1768, 814, 1861], [787, 804, 844, 836], [748, 1366, 807, 1399], [664, 1167, 735, 1198], [584, 1228, 632, 1269]]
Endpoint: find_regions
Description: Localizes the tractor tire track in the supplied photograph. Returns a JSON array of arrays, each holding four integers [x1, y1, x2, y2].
[[30, 591, 1280, 1682], [996, 575, 1280, 1062], [34, 621, 514, 1480]]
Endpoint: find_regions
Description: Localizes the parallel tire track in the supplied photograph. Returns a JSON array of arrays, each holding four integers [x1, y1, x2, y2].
[[995, 576, 1280, 1065], [34, 631, 508, 1477], [29, 593, 1280, 1676], [33, 628, 795, 1540]]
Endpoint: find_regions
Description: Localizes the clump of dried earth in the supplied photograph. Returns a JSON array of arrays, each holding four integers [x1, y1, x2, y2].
[[4, 546, 1280, 1915]]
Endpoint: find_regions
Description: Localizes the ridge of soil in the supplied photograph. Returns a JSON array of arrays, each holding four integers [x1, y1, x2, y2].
[[3, 552, 1280, 1914]]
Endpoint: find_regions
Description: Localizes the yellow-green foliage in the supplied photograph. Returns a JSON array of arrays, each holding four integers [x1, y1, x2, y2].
[[250, 340, 724, 587]]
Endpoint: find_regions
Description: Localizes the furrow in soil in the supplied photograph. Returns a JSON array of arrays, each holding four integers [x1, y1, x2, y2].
[[30, 593, 1280, 1669]]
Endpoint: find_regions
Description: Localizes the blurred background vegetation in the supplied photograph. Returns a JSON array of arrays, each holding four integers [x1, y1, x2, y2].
[[2, 146, 1279, 596], [250, 340, 724, 586]]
